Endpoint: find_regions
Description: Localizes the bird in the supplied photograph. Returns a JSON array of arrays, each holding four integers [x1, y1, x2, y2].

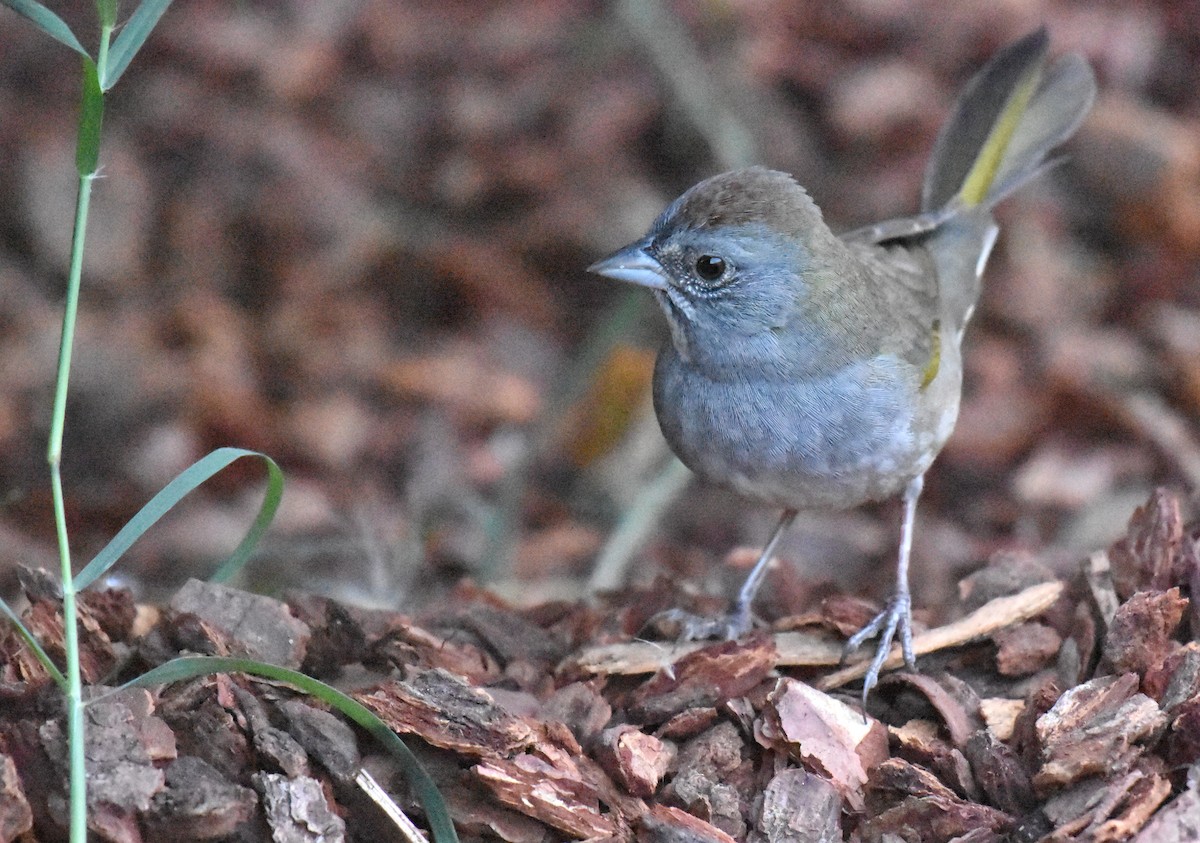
[[587, 29, 1096, 704]]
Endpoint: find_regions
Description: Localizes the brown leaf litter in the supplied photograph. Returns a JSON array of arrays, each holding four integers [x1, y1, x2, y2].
[[2, 488, 1200, 841]]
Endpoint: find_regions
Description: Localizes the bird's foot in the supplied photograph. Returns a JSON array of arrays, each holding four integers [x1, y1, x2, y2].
[[842, 591, 916, 705], [644, 604, 754, 642]]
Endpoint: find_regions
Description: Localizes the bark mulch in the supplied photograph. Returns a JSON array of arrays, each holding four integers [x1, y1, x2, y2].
[[3, 488, 1200, 842]]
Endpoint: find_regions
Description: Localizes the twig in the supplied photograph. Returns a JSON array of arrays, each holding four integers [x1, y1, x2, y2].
[[356, 768, 429, 843]]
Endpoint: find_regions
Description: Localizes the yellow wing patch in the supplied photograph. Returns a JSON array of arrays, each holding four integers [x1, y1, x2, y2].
[[920, 320, 942, 390]]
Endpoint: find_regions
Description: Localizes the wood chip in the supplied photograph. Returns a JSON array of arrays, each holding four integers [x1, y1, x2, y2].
[[1102, 588, 1188, 687], [880, 672, 979, 748], [540, 681, 613, 747], [863, 757, 1014, 841], [889, 719, 977, 802], [1131, 765, 1200, 842], [656, 707, 720, 741], [0, 754, 32, 841], [994, 622, 1063, 677], [625, 637, 776, 725], [595, 725, 675, 797], [253, 772, 347, 842], [638, 804, 739, 843], [143, 756, 257, 841], [1108, 487, 1185, 597], [473, 747, 619, 839], [278, 699, 361, 783], [170, 579, 312, 669], [962, 730, 1035, 816], [1034, 674, 1166, 792], [754, 768, 841, 843], [372, 620, 503, 686], [1043, 760, 1171, 840], [355, 668, 533, 757], [663, 721, 750, 838], [758, 678, 888, 812], [40, 690, 173, 813], [979, 698, 1025, 742]]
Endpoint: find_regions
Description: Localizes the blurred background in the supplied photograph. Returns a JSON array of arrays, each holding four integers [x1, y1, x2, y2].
[[0, 0, 1198, 625]]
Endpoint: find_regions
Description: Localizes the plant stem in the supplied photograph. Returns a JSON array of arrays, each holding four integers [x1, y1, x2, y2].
[[48, 18, 113, 839], [48, 158, 95, 843]]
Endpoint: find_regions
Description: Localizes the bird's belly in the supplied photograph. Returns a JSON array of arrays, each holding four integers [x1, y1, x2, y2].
[[653, 355, 952, 509]]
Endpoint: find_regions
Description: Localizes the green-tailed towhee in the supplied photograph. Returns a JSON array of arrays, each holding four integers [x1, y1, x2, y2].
[[588, 29, 1096, 702]]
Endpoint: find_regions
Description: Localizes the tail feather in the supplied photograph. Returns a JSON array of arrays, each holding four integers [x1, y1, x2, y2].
[[921, 28, 1096, 213], [981, 52, 1096, 207]]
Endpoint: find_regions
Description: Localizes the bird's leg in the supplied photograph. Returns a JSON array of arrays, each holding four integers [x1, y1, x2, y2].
[[843, 473, 924, 705], [650, 508, 798, 640], [727, 508, 798, 634]]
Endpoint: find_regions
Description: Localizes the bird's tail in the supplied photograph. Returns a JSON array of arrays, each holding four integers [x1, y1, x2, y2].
[[921, 28, 1096, 214]]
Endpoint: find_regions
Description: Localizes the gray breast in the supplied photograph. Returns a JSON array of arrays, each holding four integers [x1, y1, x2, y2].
[[652, 350, 932, 510]]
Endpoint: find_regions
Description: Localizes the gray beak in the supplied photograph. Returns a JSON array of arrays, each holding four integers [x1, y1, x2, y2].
[[587, 241, 668, 290]]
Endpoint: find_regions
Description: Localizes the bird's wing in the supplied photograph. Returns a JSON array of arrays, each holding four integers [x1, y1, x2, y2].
[[839, 206, 957, 247], [841, 238, 942, 376]]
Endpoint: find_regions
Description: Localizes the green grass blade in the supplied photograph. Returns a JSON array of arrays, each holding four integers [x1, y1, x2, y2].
[[76, 58, 103, 175], [72, 448, 284, 591], [103, 0, 173, 90], [0, 597, 68, 689], [207, 454, 285, 584], [0, 0, 90, 57], [119, 656, 460, 843]]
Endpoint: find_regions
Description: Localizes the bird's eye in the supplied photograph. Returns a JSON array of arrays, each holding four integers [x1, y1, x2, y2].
[[694, 255, 726, 282]]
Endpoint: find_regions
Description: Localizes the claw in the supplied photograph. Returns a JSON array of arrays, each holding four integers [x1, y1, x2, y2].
[[642, 509, 797, 644], [843, 592, 916, 707]]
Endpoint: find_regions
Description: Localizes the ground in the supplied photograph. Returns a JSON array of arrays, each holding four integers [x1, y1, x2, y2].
[[1, 1, 1200, 840]]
